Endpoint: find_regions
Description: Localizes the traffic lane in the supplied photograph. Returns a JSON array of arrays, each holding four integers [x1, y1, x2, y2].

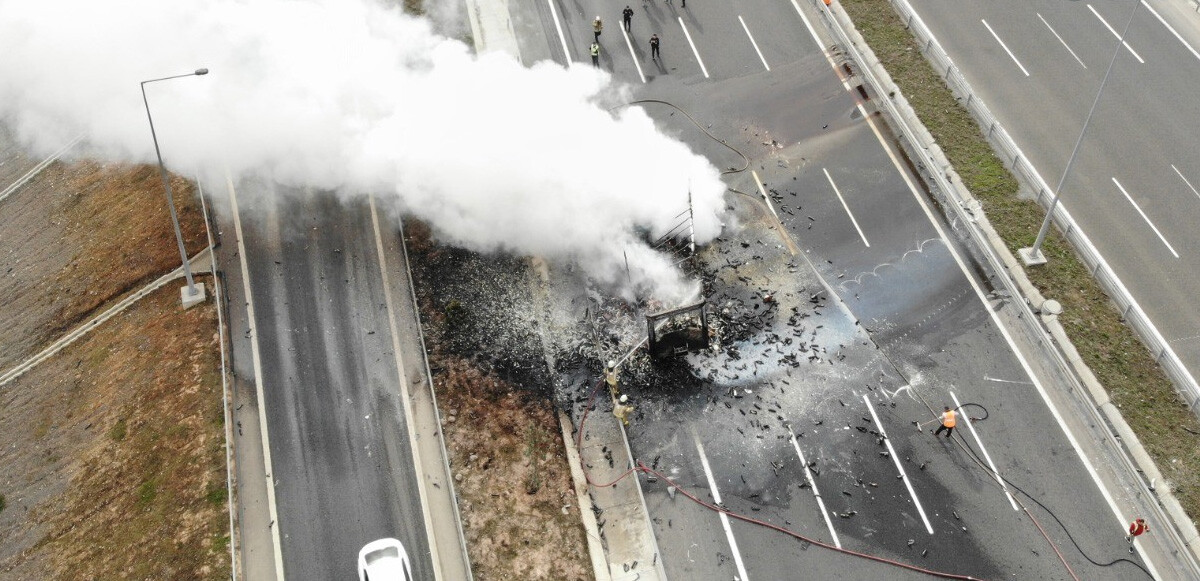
[[1048, 143, 1200, 369], [651, 0, 777, 81], [510, 0, 564, 66], [1081, 62, 1200, 253], [622, 238, 1012, 580], [782, 122, 946, 273], [833, 231, 1149, 580], [636, 1, 711, 82], [639, 423, 748, 581], [913, 1, 1099, 140], [898, 0, 1125, 179], [907, 0, 1200, 260], [629, 334, 1018, 580], [243, 191, 433, 579], [735, 0, 823, 68], [553, 0, 708, 83], [895, 0, 1200, 369], [538, 0, 640, 73], [680, 414, 955, 581], [636, 401, 940, 581]]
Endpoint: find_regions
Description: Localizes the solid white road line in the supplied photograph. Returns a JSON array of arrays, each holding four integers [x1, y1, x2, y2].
[[950, 392, 1018, 511], [823, 168, 870, 247], [739, 15, 770, 71], [678, 17, 710, 78], [789, 0, 823, 45], [863, 394, 935, 535], [813, 7, 1163, 579], [787, 428, 842, 548], [1038, 13, 1087, 69], [1172, 164, 1200, 201], [368, 194, 445, 580], [1112, 177, 1180, 258], [1088, 4, 1145, 64], [1140, 0, 1200, 62], [620, 23, 647, 83], [226, 173, 286, 580], [751, 169, 779, 219], [982, 19, 1031, 77], [545, 0, 572, 68], [692, 430, 750, 580]]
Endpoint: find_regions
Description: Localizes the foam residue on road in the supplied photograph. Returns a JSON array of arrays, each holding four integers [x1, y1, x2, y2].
[[0, 0, 726, 303]]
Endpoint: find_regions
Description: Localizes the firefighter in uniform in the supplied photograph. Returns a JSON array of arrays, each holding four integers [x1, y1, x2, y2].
[[613, 394, 634, 426]]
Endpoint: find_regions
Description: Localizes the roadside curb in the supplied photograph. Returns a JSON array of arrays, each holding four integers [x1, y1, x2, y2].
[[558, 409, 612, 581], [822, 0, 1200, 570], [565, 394, 665, 581]]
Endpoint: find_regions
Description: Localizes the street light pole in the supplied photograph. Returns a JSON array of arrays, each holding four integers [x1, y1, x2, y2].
[[1020, 2, 1139, 265], [141, 68, 209, 306]]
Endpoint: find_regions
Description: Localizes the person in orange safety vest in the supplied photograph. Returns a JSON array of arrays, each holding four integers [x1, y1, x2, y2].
[[932, 405, 956, 438]]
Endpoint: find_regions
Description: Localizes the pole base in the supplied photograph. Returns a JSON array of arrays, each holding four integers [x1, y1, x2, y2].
[[181, 282, 207, 308], [1018, 247, 1047, 266]]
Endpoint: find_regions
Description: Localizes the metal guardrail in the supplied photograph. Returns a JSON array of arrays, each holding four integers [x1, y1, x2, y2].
[[819, 0, 1200, 570], [866, 0, 1200, 417]]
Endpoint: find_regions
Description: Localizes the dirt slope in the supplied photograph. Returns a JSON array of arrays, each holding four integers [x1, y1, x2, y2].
[[0, 155, 227, 580]]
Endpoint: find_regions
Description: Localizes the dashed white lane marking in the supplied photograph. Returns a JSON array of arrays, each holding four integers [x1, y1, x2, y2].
[[1112, 176, 1179, 258], [1038, 13, 1087, 69], [692, 430, 750, 580], [545, 0, 571, 68], [1172, 164, 1200, 201], [678, 17, 710, 78], [1088, 4, 1145, 64], [620, 22, 647, 83], [225, 173, 286, 580], [863, 394, 935, 535], [750, 169, 779, 219], [822, 168, 870, 247], [786, 428, 842, 548], [739, 15, 770, 71], [807, 5, 1163, 579], [951, 392, 1018, 511], [982, 19, 1031, 77], [1140, 0, 1200, 63]]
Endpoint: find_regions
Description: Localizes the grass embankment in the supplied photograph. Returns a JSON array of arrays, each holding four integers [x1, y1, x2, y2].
[[840, 0, 1200, 520], [28, 289, 228, 579], [0, 160, 226, 579], [405, 221, 591, 580]]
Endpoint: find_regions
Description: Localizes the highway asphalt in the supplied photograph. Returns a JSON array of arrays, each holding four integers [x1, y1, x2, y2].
[[216, 182, 435, 580], [901, 0, 1200, 402], [503, 0, 1171, 578]]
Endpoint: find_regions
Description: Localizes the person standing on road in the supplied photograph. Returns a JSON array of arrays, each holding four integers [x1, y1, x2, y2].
[[1126, 518, 1149, 553], [622, 5, 633, 31], [590, 42, 600, 67], [932, 405, 956, 438], [649, 33, 660, 60], [593, 16, 603, 41]]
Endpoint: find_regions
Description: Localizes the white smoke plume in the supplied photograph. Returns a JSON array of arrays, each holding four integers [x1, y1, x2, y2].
[[0, 0, 727, 302]]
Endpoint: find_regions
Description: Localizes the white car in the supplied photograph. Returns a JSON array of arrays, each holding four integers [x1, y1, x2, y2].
[[357, 538, 413, 581]]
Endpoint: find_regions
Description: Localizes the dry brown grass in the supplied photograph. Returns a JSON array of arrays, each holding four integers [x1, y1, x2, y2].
[[405, 220, 591, 581], [0, 159, 226, 580], [435, 357, 589, 581], [0, 161, 206, 371]]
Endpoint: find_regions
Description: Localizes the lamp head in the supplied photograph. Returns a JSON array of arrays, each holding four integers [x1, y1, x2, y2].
[[194, 68, 209, 76]]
